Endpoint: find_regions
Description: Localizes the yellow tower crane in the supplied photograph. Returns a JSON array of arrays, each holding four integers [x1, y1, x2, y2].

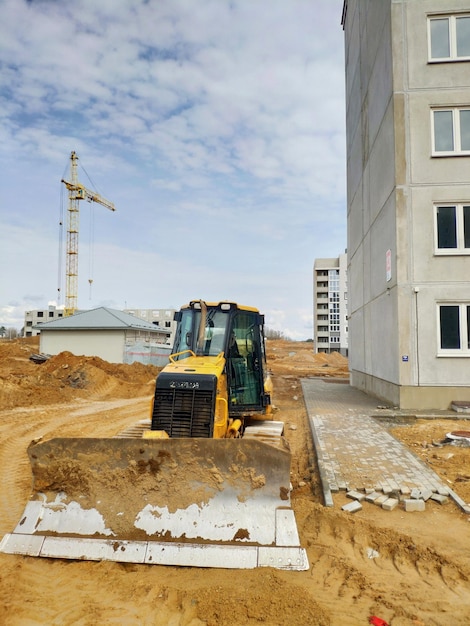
[[61, 151, 115, 317]]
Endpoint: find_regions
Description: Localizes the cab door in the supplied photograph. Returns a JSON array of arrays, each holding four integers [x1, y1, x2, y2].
[[226, 310, 266, 411]]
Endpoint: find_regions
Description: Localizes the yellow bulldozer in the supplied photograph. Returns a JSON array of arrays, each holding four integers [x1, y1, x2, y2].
[[1, 301, 308, 570]]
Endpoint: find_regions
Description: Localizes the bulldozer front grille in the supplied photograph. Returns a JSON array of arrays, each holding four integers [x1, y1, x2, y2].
[[151, 373, 217, 438]]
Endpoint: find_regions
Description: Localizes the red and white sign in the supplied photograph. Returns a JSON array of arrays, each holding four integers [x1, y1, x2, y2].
[[386, 249, 392, 282]]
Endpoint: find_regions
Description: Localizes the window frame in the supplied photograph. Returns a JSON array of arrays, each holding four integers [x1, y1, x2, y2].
[[437, 303, 470, 356], [431, 107, 470, 155], [428, 14, 470, 62], [434, 203, 470, 254]]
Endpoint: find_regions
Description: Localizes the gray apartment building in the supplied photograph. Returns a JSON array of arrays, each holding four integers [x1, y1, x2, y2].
[[313, 253, 348, 355], [342, 1, 470, 409], [23, 305, 64, 337], [123, 308, 176, 346]]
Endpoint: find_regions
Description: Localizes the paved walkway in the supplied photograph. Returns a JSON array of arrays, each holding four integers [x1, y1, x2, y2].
[[301, 378, 470, 513]]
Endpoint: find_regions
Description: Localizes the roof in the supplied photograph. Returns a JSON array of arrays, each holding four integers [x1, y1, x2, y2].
[[314, 257, 340, 269], [33, 307, 171, 334]]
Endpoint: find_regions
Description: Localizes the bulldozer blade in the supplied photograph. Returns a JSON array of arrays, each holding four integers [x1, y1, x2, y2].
[[0, 437, 308, 570]]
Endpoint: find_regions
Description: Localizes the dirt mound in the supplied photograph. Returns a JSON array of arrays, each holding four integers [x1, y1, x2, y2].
[[0, 340, 160, 409], [267, 340, 349, 378], [0, 336, 40, 357], [0, 337, 469, 625]]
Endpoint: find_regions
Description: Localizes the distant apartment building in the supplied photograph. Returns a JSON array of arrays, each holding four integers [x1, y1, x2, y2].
[[313, 253, 348, 355], [342, 1, 470, 408], [24, 306, 64, 337], [124, 308, 176, 346]]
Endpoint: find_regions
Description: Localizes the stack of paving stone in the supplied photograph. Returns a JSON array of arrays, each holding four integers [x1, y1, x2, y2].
[[341, 486, 449, 513]]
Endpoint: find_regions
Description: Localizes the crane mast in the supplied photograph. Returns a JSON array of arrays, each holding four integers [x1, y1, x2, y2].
[[61, 151, 115, 317]]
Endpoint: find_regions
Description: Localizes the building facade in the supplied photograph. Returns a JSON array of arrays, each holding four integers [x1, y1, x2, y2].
[[313, 253, 348, 355], [124, 308, 176, 346], [24, 306, 64, 337], [342, 0, 470, 408]]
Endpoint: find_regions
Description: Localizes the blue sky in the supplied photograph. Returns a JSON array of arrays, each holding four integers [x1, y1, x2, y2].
[[0, 0, 346, 340]]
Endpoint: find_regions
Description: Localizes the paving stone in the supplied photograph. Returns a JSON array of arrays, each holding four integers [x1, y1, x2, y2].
[[365, 492, 382, 503], [430, 493, 448, 505], [419, 488, 433, 501], [374, 495, 389, 506], [404, 499, 426, 512], [341, 501, 362, 513], [382, 498, 399, 511], [346, 490, 366, 502], [301, 379, 466, 515]]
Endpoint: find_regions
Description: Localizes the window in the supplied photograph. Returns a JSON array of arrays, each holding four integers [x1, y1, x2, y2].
[[435, 204, 470, 253], [432, 108, 470, 154], [37, 311, 43, 318], [429, 15, 470, 61], [439, 304, 470, 354]]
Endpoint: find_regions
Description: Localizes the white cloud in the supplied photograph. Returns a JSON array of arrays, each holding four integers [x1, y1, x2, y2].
[[0, 0, 346, 339]]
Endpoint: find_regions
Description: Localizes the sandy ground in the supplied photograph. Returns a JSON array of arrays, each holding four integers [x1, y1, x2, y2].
[[0, 337, 469, 625]]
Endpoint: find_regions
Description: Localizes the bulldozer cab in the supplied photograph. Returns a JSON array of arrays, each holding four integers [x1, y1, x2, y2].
[[172, 301, 270, 413]]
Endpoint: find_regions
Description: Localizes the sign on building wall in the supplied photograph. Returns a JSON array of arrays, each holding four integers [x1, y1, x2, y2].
[[386, 249, 392, 282]]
